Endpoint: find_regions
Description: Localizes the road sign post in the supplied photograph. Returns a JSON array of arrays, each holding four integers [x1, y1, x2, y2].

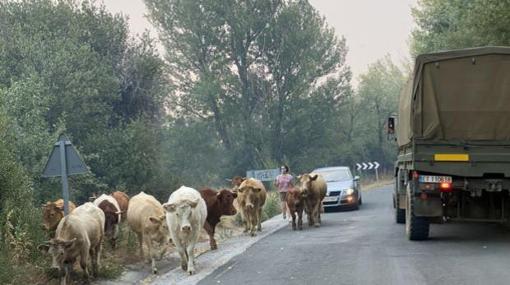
[[42, 135, 88, 216]]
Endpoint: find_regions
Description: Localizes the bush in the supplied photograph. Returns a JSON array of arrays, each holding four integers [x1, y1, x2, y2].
[[262, 191, 281, 221]]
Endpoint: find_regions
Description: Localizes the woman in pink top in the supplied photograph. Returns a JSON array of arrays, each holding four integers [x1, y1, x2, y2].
[[274, 165, 293, 219]]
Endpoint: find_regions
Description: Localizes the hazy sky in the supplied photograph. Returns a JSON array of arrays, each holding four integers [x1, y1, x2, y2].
[[102, 0, 417, 85]]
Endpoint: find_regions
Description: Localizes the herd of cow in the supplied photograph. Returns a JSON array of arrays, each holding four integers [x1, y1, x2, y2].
[[37, 173, 327, 284]]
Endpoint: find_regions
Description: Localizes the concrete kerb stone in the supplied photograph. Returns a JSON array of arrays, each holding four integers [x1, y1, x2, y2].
[[150, 215, 288, 285]]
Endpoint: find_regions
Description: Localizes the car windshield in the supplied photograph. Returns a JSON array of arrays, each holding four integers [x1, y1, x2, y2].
[[314, 168, 352, 182]]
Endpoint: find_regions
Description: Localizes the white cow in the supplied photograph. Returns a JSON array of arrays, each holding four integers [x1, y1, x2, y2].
[[163, 186, 207, 275], [38, 202, 105, 285]]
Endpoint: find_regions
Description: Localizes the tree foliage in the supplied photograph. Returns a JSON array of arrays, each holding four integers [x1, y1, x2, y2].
[[145, 0, 352, 175], [411, 0, 510, 55]]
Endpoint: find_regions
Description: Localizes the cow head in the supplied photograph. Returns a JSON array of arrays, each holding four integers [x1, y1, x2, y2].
[[217, 189, 237, 215], [238, 186, 262, 210], [288, 188, 304, 209], [147, 214, 169, 243], [42, 202, 65, 231], [297, 173, 319, 198], [163, 199, 198, 234], [38, 238, 77, 272], [231, 176, 246, 193]]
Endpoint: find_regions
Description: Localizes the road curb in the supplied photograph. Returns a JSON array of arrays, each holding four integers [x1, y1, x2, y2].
[[150, 215, 288, 285]]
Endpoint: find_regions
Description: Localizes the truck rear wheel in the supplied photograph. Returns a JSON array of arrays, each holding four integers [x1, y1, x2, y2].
[[405, 184, 429, 240]]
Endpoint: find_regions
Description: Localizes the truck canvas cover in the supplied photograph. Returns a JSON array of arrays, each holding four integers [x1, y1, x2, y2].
[[397, 47, 510, 147]]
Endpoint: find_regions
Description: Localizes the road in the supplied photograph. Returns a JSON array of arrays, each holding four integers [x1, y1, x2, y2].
[[199, 184, 510, 285]]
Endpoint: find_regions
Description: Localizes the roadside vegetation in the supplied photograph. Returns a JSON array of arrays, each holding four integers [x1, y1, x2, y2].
[[1, 0, 509, 283]]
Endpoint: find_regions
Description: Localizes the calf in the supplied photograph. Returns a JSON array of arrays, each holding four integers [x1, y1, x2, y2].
[[286, 187, 305, 230], [298, 173, 327, 227], [38, 202, 105, 285], [199, 188, 237, 250], [93, 194, 122, 248], [112, 191, 129, 221], [163, 186, 207, 275], [42, 199, 77, 235], [238, 178, 267, 236], [127, 192, 170, 274]]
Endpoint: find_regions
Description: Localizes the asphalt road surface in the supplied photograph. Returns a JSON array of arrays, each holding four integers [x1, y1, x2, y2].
[[199, 184, 510, 285]]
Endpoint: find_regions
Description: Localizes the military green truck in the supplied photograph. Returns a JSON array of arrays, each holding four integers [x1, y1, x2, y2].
[[389, 47, 510, 240]]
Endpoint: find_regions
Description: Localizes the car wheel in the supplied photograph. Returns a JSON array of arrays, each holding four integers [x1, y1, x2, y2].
[[358, 195, 363, 205]]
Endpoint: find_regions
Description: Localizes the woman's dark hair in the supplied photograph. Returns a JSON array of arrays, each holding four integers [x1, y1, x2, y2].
[[281, 164, 289, 173]]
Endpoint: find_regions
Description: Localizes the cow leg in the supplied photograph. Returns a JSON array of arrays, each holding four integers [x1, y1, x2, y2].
[[175, 241, 188, 272], [62, 263, 72, 285], [137, 232, 144, 258], [257, 206, 263, 232], [297, 209, 303, 230], [90, 242, 101, 277], [143, 236, 158, 274], [314, 202, 321, 227], [203, 221, 217, 250], [291, 209, 297, 230], [242, 208, 249, 233], [186, 233, 199, 275], [80, 248, 90, 281], [306, 205, 313, 227], [248, 210, 257, 237]]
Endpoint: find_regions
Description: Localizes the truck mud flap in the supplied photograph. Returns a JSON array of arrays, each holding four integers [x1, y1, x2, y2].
[[414, 197, 442, 217]]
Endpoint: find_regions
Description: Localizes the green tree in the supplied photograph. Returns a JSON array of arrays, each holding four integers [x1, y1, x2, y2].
[[0, 0, 168, 201], [411, 0, 510, 55], [353, 56, 405, 169], [145, 0, 351, 175]]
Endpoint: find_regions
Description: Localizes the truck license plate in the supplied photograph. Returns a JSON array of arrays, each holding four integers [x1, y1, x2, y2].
[[419, 175, 452, 183]]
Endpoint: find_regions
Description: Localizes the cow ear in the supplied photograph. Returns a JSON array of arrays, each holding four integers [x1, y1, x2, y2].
[[149, 216, 162, 224], [163, 203, 176, 213], [310, 174, 318, 181], [216, 192, 222, 200], [38, 244, 50, 253], [297, 175, 302, 180], [62, 238, 76, 249]]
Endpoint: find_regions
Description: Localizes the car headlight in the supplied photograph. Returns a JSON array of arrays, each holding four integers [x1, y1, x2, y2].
[[344, 188, 354, 195]]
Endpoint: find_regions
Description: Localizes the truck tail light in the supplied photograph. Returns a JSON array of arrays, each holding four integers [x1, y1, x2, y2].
[[439, 182, 452, 192]]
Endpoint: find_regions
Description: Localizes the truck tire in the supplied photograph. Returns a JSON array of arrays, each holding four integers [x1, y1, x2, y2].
[[395, 195, 405, 224], [394, 175, 405, 224], [405, 184, 429, 240]]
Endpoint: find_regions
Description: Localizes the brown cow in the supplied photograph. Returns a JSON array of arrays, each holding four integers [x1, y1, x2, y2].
[[42, 199, 77, 234], [286, 187, 305, 230], [112, 191, 129, 221], [237, 178, 267, 236], [298, 173, 327, 227], [93, 194, 122, 248], [199, 188, 237, 250]]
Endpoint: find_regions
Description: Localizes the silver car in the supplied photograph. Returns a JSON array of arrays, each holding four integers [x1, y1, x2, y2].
[[313, 166, 362, 211]]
